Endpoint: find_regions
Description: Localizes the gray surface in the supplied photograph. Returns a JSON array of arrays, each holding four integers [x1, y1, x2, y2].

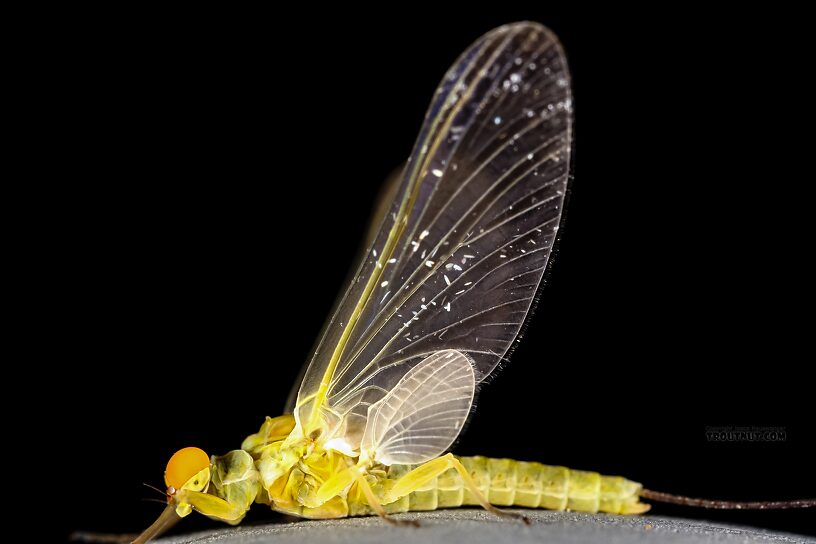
[[155, 509, 814, 544]]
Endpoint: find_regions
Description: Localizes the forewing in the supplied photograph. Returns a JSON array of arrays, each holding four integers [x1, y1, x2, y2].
[[360, 350, 475, 465], [290, 22, 572, 450]]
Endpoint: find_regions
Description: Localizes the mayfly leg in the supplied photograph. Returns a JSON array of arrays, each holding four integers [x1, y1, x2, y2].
[[446, 455, 531, 525], [388, 453, 530, 525], [351, 469, 419, 527]]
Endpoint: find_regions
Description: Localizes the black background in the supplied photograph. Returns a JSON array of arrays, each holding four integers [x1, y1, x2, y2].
[[24, 6, 814, 542]]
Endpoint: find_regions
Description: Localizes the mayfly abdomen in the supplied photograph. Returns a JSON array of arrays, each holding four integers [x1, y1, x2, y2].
[[351, 456, 649, 516]]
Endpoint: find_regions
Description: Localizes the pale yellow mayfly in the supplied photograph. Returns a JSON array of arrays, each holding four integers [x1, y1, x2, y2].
[[121, 22, 813, 543]]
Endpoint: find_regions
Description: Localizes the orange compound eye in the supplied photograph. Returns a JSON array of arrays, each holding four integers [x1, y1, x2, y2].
[[165, 447, 210, 490]]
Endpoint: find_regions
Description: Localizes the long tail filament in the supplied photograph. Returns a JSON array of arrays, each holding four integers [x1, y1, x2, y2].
[[641, 489, 816, 510]]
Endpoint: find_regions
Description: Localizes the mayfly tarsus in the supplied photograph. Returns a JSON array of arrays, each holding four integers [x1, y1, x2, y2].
[[114, 22, 813, 543]]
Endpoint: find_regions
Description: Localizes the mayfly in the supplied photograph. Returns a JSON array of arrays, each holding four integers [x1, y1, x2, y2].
[[123, 22, 814, 543]]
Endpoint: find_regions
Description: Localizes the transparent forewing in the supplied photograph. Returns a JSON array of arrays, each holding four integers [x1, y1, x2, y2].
[[360, 350, 475, 465], [291, 22, 572, 449]]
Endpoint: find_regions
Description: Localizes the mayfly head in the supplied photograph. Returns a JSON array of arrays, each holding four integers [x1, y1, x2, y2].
[[132, 447, 212, 543], [164, 446, 211, 499]]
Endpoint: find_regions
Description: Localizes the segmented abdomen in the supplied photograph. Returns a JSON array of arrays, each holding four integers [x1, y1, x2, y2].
[[353, 456, 649, 516]]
